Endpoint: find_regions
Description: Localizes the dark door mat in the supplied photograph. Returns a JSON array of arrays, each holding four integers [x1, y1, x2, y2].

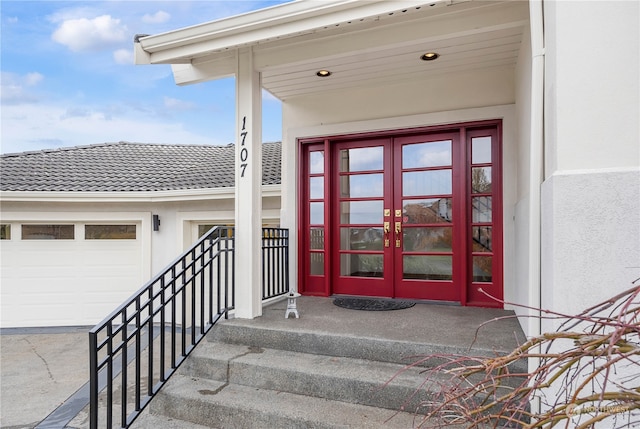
[[333, 297, 416, 311]]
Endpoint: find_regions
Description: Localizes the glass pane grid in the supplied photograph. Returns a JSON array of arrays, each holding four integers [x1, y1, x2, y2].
[[403, 170, 452, 196], [339, 146, 384, 172], [340, 227, 383, 251], [402, 140, 452, 169], [309, 151, 324, 174]]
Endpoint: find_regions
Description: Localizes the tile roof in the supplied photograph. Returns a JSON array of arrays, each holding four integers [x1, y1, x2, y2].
[[0, 142, 281, 192]]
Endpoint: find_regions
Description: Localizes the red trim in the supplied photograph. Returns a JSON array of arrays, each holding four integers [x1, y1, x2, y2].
[[464, 124, 503, 306], [298, 119, 504, 308]]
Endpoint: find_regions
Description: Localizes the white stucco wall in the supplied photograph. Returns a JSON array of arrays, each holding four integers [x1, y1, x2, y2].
[[541, 0, 640, 325], [544, 0, 640, 175], [283, 67, 515, 128], [541, 169, 640, 317], [1, 195, 281, 273]]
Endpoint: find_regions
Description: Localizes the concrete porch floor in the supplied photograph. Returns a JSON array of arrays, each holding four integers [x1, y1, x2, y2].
[[234, 296, 527, 360]]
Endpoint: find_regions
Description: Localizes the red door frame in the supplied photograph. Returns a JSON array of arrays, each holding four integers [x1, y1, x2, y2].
[[297, 120, 503, 307]]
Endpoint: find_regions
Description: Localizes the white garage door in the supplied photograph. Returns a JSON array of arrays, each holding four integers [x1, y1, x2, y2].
[[1, 223, 144, 328]]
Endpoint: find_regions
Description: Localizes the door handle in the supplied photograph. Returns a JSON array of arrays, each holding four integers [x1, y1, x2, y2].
[[395, 222, 402, 248], [383, 222, 390, 247]]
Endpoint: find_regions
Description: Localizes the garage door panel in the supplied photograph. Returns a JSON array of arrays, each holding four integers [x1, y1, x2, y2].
[[79, 265, 140, 277], [0, 222, 143, 328], [3, 302, 78, 327]]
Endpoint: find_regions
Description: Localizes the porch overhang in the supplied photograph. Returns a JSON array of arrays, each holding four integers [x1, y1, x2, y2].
[[134, 0, 528, 100]]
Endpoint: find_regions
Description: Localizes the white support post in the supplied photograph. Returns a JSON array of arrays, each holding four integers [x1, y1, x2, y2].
[[234, 47, 263, 319]]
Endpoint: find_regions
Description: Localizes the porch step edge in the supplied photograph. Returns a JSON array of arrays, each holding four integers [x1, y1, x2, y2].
[[130, 408, 216, 429], [181, 341, 447, 414], [151, 374, 426, 429], [207, 321, 527, 373]]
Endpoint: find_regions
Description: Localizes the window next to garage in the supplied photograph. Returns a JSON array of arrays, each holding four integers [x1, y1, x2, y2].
[[1, 224, 10, 239], [85, 225, 137, 240], [22, 224, 75, 240]]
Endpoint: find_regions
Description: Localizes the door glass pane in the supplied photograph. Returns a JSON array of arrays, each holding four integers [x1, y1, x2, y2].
[[403, 256, 452, 280], [310, 228, 324, 250], [471, 167, 492, 193], [472, 226, 492, 252], [472, 197, 492, 223], [310, 177, 324, 199], [310, 202, 324, 224], [403, 198, 452, 224], [403, 227, 453, 252], [472, 256, 492, 282], [339, 146, 383, 172], [340, 227, 383, 250], [340, 254, 383, 277], [402, 140, 452, 168], [472, 136, 492, 164], [340, 201, 383, 224], [403, 170, 452, 196], [340, 174, 383, 198], [310, 252, 324, 275], [309, 151, 324, 174]]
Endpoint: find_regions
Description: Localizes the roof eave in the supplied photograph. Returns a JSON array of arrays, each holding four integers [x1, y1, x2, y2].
[[134, 0, 448, 65], [0, 185, 281, 204]]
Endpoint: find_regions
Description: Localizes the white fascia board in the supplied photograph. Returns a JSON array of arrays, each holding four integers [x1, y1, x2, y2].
[[136, 0, 444, 65], [172, 60, 235, 86], [0, 185, 281, 203]]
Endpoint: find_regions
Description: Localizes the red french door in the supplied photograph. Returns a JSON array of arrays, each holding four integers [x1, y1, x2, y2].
[[331, 138, 394, 297], [299, 122, 502, 307]]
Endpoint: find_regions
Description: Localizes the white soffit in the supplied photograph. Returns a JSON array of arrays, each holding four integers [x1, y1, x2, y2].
[[136, 0, 528, 99]]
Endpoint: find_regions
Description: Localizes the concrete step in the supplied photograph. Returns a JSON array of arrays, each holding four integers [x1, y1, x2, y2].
[[141, 298, 527, 427], [130, 408, 216, 429], [207, 317, 528, 374], [150, 374, 426, 429], [180, 341, 448, 414]]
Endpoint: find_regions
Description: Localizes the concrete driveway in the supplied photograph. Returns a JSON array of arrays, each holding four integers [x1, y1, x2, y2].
[[0, 327, 90, 428]]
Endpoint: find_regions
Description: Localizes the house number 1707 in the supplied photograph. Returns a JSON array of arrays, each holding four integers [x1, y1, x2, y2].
[[239, 116, 249, 178]]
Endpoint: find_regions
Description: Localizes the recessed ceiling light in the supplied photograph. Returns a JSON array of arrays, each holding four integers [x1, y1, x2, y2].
[[420, 52, 439, 61], [316, 70, 332, 77]]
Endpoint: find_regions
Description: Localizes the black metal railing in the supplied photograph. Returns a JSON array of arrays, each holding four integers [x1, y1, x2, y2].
[[88, 226, 290, 428], [89, 226, 234, 428], [262, 227, 290, 300]]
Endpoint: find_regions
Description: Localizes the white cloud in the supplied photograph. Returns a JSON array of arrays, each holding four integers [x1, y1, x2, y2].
[[25, 72, 44, 86], [113, 48, 134, 65], [52, 15, 128, 52], [142, 10, 170, 24], [0, 72, 44, 105], [7, 17, 18, 24], [163, 96, 196, 111]]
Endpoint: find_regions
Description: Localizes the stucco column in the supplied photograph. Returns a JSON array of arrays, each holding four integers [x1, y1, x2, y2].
[[234, 47, 262, 319]]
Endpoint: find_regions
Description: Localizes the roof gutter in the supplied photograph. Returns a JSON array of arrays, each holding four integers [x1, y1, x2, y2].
[[0, 184, 281, 203], [134, 0, 451, 65]]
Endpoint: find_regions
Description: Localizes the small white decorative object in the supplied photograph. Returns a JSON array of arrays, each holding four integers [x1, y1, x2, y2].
[[285, 292, 301, 319]]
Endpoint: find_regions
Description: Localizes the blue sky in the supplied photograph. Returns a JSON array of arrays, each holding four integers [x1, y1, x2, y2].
[[1, 0, 289, 155]]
